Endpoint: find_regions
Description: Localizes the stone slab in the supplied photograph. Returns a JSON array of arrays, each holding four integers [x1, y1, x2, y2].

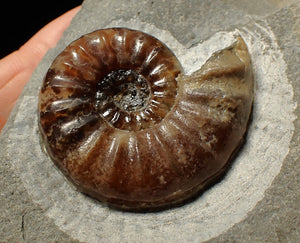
[[0, 0, 299, 242]]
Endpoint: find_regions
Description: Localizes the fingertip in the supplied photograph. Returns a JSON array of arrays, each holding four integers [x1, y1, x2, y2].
[[19, 5, 82, 68], [0, 5, 82, 132]]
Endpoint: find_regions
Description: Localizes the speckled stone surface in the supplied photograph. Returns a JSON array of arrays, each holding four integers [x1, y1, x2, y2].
[[1, 0, 299, 242]]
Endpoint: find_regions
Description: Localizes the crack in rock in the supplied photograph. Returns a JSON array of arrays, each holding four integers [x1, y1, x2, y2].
[[21, 212, 26, 241]]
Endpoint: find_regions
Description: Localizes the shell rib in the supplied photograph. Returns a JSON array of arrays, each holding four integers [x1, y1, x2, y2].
[[39, 28, 254, 211]]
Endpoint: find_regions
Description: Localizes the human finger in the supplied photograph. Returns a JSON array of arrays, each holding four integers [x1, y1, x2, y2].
[[0, 6, 81, 131], [0, 6, 81, 89]]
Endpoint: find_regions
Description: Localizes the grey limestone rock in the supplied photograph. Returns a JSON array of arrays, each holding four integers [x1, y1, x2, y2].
[[1, 0, 299, 242]]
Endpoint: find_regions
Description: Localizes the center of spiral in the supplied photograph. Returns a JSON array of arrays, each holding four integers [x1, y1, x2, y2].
[[97, 69, 150, 112]]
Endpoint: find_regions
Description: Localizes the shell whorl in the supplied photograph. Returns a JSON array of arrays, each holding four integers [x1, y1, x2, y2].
[[39, 28, 254, 211], [40, 28, 181, 132]]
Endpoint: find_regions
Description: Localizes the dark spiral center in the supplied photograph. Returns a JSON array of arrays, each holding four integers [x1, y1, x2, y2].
[[96, 69, 151, 112]]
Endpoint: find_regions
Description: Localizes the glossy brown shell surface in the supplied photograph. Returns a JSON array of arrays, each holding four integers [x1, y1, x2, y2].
[[39, 28, 254, 211]]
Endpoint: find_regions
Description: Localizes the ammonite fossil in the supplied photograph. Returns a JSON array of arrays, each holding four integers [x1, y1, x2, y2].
[[39, 28, 254, 211]]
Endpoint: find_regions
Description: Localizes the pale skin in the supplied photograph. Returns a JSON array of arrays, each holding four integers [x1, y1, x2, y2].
[[0, 6, 81, 132]]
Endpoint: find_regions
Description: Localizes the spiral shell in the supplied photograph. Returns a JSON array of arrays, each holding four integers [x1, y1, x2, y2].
[[39, 28, 254, 211]]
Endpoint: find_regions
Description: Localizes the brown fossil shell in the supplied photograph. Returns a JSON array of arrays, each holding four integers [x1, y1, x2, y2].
[[38, 28, 254, 211]]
